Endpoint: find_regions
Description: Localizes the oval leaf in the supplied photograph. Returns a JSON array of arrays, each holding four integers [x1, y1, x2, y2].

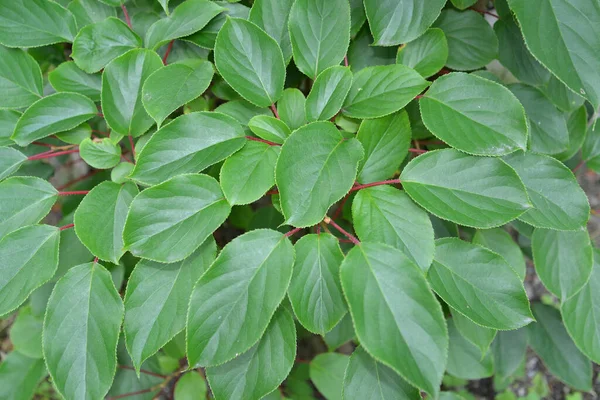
[[79, 137, 121, 169], [446, 318, 493, 380], [306, 66, 353, 122], [248, 0, 294, 62], [0, 46, 43, 109], [472, 228, 526, 280], [396, 28, 448, 78], [48, 61, 102, 101], [248, 115, 291, 144]]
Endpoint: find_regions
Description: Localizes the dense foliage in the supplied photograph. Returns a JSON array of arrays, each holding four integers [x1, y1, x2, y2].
[[0, 0, 599, 399]]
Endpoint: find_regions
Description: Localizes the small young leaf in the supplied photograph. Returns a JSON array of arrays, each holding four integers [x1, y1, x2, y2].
[[187, 229, 294, 367], [175, 371, 207, 400], [446, 318, 493, 380], [0, 147, 26, 181], [472, 228, 526, 280], [396, 28, 448, 78], [123, 174, 230, 263], [430, 238, 533, 330], [0, 46, 43, 109], [0, 351, 46, 400], [248, 115, 291, 144], [12, 92, 97, 146], [305, 66, 353, 122], [275, 122, 364, 227], [248, 0, 294, 62], [79, 138, 121, 169], [492, 328, 528, 380], [309, 353, 348, 400], [48, 62, 102, 101], [451, 309, 496, 357], [131, 112, 245, 185], [44, 262, 124, 400], [277, 88, 306, 131], [288, 233, 346, 334]]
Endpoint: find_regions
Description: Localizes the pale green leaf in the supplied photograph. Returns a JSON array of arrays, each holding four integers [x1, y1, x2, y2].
[[309, 353, 348, 400], [396, 28, 448, 78], [492, 328, 528, 380], [472, 228, 526, 280], [0, 351, 46, 400], [0, 147, 26, 181], [277, 88, 306, 131], [10, 307, 43, 359], [248, 115, 290, 144], [48, 61, 102, 102], [79, 138, 121, 169], [446, 319, 493, 380], [175, 371, 207, 400], [248, 0, 294, 62], [451, 309, 496, 357], [306, 66, 352, 122], [67, 0, 117, 30], [0, 46, 43, 109]]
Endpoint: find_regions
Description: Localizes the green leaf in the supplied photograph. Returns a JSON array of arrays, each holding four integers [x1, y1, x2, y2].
[[0, 0, 77, 47], [248, 0, 294, 62], [434, 10, 498, 71], [364, 0, 446, 46], [528, 303, 592, 391], [67, 0, 117, 30], [277, 88, 306, 131], [400, 149, 531, 228], [531, 228, 592, 300], [0, 351, 46, 400], [187, 229, 294, 366], [145, 0, 223, 50], [215, 99, 271, 128], [288, 233, 346, 334], [309, 353, 348, 400], [72, 17, 141, 74], [0, 225, 60, 316], [130, 112, 245, 186], [306, 66, 353, 122], [79, 138, 121, 169], [492, 328, 528, 380], [343, 347, 420, 400], [43, 262, 124, 400], [508, 84, 568, 155], [342, 65, 429, 119], [583, 121, 600, 172], [562, 248, 600, 364], [288, 0, 350, 78], [420, 73, 528, 156], [348, 27, 397, 73], [10, 307, 43, 358], [124, 238, 216, 372], [275, 122, 364, 227], [206, 307, 296, 399], [0, 46, 43, 109], [446, 318, 493, 380], [0, 110, 20, 146], [494, 18, 550, 87], [184, 2, 250, 50], [55, 123, 91, 145], [123, 174, 230, 263], [142, 60, 214, 127], [48, 61, 102, 102], [472, 228, 526, 280], [355, 111, 410, 183], [220, 141, 279, 205], [542, 75, 585, 113], [503, 151, 589, 230], [12, 92, 97, 146], [0, 147, 26, 181], [352, 186, 434, 272], [74, 181, 137, 264], [429, 238, 533, 330], [450, 0, 477, 9], [248, 115, 290, 144], [101, 48, 163, 137], [175, 371, 207, 400], [349, 0, 366, 37], [340, 243, 447, 398], [451, 309, 496, 357], [215, 18, 285, 107], [556, 106, 588, 161], [507, 0, 600, 109], [0, 176, 57, 239], [396, 28, 448, 78]]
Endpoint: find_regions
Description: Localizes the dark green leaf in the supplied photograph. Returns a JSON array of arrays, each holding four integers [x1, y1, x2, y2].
[[396, 28, 448, 78], [247, 115, 290, 144], [184, 2, 250, 50], [0, 110, 20, 146], [582, 120, 600, 172], [492, 328, 528, 380], [248, 0, 294, 62], [556, 106, 588, 161], [446, 318, 493, 380], [451, 309, 496, 357], [472, 228, 526, 280]]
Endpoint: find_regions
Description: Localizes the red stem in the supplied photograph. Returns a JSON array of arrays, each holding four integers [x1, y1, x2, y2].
[[270, 104, 280, 119], [117, 365, 166, 379], [128, 135, 136, 161], [408, 148, 427, 154], [57, 170, 98, 191], [59, 223, 75, 231], [121, 4, 133, 29], [162, 40, 174, 65], [350, 179, 401, 192], [32, 141, 53, 148], [573, 160, 585, 172], [324, 217, 360, 245], [28, 149, 79, 161], [107, 388, 153, 400], [332, 192, 351, 220], [245, 136, 281, 146], [266, 188, 279, 195], [285, 227, 303, 237], [344, 55, 349, 67], [59, 190, 89, 196]]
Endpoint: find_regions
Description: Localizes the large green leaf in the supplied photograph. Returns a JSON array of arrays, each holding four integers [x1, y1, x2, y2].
[[508, 84, 568, 155], [355, 111, 410, 183], [0, 46, 43, 109], [214, 18, 285, 107], [528, 303, 592, 391], [0, 225, 59, 316], [220, 140, 279, 205], [305, 66, 353, 122], [451, 309, 496, 357], [343, 347, 420, 400], [0, 351, 46, 400], [145, 0, 223, 50], [342, 65, 429, 119], [323, 314, 355, 351], [340, 243, 447, 398], [0, 0, 77, 47], [48, 61, 102, 102], [248, 0, 294, 62], [562, 248, 600, 364], [396, 28, 448, 78], [0, 176, 57, 239], [101, 48, 163, 137], [429, 238, 533, 330], [206, 308, 296, 400], [0, 147, 26, 181], [275, 122, 363, 227], [123, 174, 230, 263], [288, 233, 346, 334], [400, 149, 531, 228], [492, 328, 528, 380], [130, 112, 245, 186], [420, 73, 528, 156], [67, 0, 116, 30], [352, 186, 434, 272], [187, 229, 294, 366], [74, 181, 138, 264], [531, 228, 592, 300], [12, 92, 97, 146], [309, 353, 348, 400], [349, 0, 366, 37], [142, 60, 214, 127], [542, 74, 585, 113], [364, 0, 446, 46], [79, 137, 121, 169], [472, 228, 526, 280], [507, 0, 600, 108], [503, 151, 589, 230], [43, 262, 124, 400], [434, 9, 498, 71], [124, 238, 216, 372], [288, 0, 350, 78], [446, 318, 493, 380]]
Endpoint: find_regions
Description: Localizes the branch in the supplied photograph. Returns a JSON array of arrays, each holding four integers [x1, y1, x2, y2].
[[323, 217, 360, 245], [350, 179, 401, 192], [121, 4, 133, 29], [245, 136, 281, 146]]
